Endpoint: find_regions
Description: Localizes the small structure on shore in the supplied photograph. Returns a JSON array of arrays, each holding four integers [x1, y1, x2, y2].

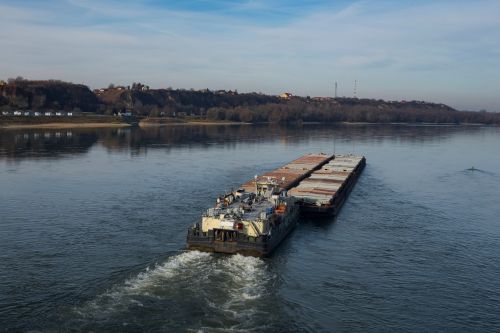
[[279, 92, 293, 99]]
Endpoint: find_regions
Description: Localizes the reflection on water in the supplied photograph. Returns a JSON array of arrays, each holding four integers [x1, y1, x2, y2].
[[0, 124, 488, 160], [0, 129, 95, 159]]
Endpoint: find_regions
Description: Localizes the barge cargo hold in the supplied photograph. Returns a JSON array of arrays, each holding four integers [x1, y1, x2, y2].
[[288, 154, 366, 216], [186, 153, 334, 257]]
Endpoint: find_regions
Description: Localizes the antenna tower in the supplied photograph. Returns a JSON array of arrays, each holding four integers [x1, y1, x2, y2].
[[354, 80, 357, 98], [334, 81, 338, 98]]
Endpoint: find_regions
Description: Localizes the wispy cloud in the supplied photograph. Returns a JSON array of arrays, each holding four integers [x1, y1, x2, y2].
[[0, 0, 499, 110]]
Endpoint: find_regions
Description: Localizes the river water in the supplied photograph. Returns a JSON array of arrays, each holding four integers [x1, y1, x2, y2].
[[0, 124, 499, 332]]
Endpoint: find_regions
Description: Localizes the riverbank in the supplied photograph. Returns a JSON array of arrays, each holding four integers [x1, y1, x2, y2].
[[2, 115, 494, 130], [138, 117, 246, 127], [1, 119, 244, 129], [0, 115, 133, 129], [1, 122, 132, 129]]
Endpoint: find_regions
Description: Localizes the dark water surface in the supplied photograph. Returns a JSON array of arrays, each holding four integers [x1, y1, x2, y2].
[[1, 124, 499, 332]]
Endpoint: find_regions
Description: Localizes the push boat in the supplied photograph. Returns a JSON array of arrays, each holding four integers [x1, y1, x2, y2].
[[186, 153, 365, 257]]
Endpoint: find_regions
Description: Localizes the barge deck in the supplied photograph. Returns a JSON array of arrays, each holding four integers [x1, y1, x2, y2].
[[240, 153, 335, 193], [288, 154, 366, 216]]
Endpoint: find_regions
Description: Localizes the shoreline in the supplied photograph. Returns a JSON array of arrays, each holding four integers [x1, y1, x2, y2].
[[0, 122, 132, 129], [139, 121, 250, 127], [0, 120, 494, 130], [0, 120, 248, 129], [138, 117, 249, 127]]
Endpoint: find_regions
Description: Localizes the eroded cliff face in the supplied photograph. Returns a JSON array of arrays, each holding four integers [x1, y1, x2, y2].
[[0, 81, 99, 112]]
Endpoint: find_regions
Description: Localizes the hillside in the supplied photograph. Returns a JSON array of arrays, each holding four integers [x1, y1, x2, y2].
[[0, 80, 99, 113], [1, 79, 499, 125], [95, 87, 280, 116]]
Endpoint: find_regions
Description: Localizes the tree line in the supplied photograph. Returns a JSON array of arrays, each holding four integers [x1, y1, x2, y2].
[[204, 100, 500, 125]]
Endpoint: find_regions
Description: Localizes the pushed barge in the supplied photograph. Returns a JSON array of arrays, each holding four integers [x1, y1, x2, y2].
[[288, 154, 366, 216], [186, 154, 334, 256]]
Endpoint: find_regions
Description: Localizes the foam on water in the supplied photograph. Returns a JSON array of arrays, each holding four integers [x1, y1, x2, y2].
[[123, 250, 211, 293], [67, 251, 278, 332], [74, 251, 212, 317], [223, 254, 268, 303], [190, 254, 275, 332]]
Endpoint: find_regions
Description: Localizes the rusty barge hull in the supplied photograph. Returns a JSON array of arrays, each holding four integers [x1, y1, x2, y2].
[[289, 155, 366, 216]]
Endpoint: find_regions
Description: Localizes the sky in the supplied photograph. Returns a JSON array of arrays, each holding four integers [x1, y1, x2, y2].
[[0, 0, 499, 111]]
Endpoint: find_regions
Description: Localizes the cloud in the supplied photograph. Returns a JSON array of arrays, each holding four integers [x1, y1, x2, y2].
[[0, 0, 499, 110]]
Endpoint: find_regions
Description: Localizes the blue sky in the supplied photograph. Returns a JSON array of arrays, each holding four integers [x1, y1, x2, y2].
[[1, 0, 499, 111]]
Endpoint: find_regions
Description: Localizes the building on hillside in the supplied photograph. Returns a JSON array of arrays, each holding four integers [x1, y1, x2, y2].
[[279, 92, 293, 99], [118, 110, 132, 116], [0, 80, 6, 86]]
